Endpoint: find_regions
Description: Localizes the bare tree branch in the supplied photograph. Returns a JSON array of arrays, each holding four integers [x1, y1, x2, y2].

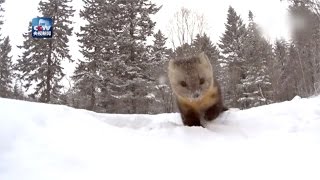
[[167, 7, 208, 49]]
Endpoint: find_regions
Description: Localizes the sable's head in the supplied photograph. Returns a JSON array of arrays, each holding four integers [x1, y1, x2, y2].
[[168, 52, 214, 100]]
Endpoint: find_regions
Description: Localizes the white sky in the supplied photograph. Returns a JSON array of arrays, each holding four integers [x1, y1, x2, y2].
[[153, 0, 290, 42], [2, 0, 290, 83]]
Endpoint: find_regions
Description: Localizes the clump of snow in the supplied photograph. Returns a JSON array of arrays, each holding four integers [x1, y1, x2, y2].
[[145, 93, 155, 99], [0, 96, 320, 180], [292, 95, 301, 101]]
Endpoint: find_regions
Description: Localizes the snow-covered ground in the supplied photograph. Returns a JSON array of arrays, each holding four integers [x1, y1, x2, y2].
[[1, 96, 320, 180]]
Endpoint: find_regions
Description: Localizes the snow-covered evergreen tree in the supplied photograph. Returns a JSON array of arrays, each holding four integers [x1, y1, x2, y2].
[[150, 30, 173, 113], [0, 36, 12, 98], [218, 6, 247, 108], [72, 0, 118, 111], [12, 81, 25, 100], [73, 0, 160, 113], [15, 0, 74, 103], [151, 30, 169, 66], [174, 43, 193, 57], [272, 39, 296, 101], [238, 11, 273, 108], [287, 43, 301, 96], [288, 0, 320, 96], [110, 0, 160, 113], [0, 0, 4, 35], [192, 33, 219, 62], [0, 1, 14, 98]]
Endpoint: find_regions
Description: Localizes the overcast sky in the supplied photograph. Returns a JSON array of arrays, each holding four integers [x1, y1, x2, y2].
[[2, 0, 290, 82]]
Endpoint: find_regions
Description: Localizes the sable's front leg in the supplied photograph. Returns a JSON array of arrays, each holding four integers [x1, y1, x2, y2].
[[204, 103, 224, 121], [177, 102, 201, 126], [180, 109, 201, 126]]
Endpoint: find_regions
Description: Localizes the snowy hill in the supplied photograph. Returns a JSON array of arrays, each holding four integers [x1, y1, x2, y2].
[[1, 96, 320, 180]]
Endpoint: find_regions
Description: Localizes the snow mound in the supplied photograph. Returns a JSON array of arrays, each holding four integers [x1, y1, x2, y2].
[[292, 95, 302, 101], [1, 96, 320, 180]]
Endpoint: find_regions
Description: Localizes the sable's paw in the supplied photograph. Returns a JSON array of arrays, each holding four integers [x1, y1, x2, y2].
[[183, 119, 202, 126]]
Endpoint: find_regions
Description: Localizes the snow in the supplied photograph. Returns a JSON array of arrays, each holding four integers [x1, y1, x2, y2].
[[1, 96, 320, 180]]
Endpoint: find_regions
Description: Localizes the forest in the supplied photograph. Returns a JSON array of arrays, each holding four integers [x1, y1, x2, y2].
[[0, 0, 320, 114]]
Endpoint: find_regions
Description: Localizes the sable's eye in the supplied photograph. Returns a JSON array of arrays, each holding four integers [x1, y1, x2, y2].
[[180, 81, 187, 87], [200, 78, 205, 85]]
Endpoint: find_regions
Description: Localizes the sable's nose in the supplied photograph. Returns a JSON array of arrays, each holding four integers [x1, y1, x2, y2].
[[193, 92, 200, 98]]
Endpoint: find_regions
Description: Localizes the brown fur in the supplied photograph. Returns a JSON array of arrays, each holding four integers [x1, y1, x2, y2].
[[176, 79, 227, 126]]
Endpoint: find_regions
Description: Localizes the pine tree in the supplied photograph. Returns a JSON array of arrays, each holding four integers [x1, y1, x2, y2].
[[73, 0, 160, 113], [192, 33, 219, 62], [151, 30, 169, 65], [73, 0, 118, 111], [272, 39, 287, 101], [110, 0, 161, 113], [219, 6, 247, 64], [150, 30, 169, 83], [150, 30, 173, 113], [272, 39, 298, 101], [15, 0, 75, 103], [288, 0, 320, 96], [287, 43, 301, 96], [174, 43, 193, 57], [12, 81, 25, 100], [238, 11, 273, 108], [218, 6, 247, 108], [0, 0, 4, 34], [0, 36, 12, 98]]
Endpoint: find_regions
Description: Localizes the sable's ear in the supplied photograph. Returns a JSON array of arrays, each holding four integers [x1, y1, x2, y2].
[[198, 52, 209, 65]]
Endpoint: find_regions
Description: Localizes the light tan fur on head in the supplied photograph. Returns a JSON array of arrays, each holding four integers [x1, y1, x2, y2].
[[168, 52, 214, 100]]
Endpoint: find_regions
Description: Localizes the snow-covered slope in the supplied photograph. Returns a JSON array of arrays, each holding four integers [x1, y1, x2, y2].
[[1, 96, 320, 180]]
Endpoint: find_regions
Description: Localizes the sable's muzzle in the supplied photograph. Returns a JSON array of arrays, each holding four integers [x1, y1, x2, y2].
[[193, 92, 200, 98]]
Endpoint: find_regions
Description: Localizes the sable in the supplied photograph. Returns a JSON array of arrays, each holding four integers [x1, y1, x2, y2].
[[168, 52, 227, 127]]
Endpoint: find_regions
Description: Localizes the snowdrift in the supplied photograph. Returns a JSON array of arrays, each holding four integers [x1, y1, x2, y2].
[[1, 96, 320, 180]]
